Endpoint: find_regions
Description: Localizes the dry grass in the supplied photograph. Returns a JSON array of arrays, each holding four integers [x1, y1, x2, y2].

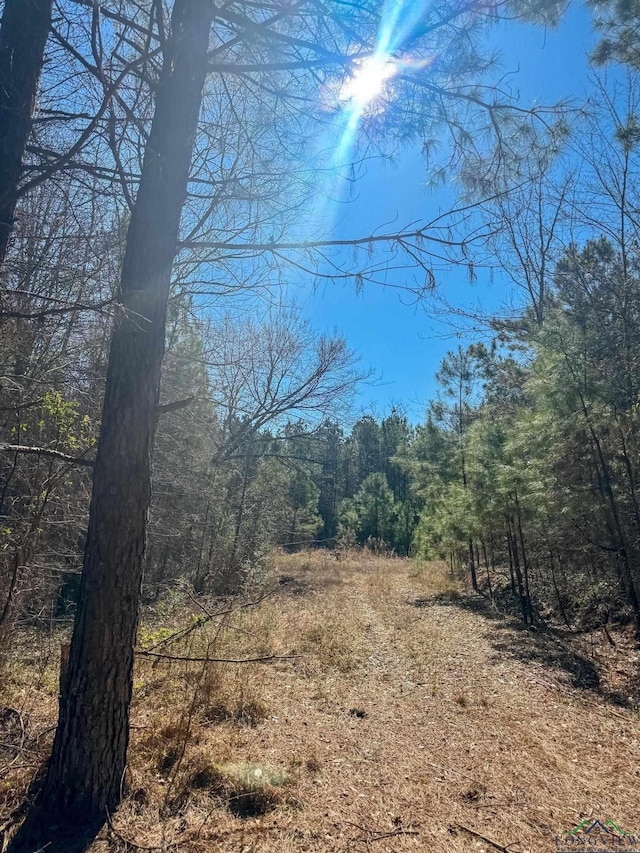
[[2, 548, 640, 852]]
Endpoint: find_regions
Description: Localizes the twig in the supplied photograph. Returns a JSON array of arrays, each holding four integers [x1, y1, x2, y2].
[[453, 823, 518, 852], [0, 399, 44, 412], [0, 443, 94, 467], [136, 650, 298, 664], [369, 829, 419, 841], [0, 739, 36, 754], [184, 588, 270, 640], [345, 821, 419, 842], [105, 811, 165, 851], [0, 297, 113, 320], [143, 590, 275, 652], [603, 624, 617, 648]]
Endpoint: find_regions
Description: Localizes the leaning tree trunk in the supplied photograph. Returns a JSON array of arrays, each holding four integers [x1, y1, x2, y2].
[[0, 0, 53, 264], [39, 0, 213, 821]]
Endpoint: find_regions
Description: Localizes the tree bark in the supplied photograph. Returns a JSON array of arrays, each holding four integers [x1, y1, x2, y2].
[[225, 450, 253, 592], [506, 509, 528, 624], [505, 519, 516, 596], [468, 537, 478, 591], [585, 408, 640, 635], [481, 537, 493, 600], [40, 0, 213, 821], [0, 0, 53, 263], [513, 488, 532, 622], [547, 542, 571, 629]]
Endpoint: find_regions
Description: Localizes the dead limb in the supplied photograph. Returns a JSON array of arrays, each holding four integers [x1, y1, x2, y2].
[[0, 443, 94, 467], [155, 396, 195, 416], [136, 650, 298, 664], [452, 823, 519, 852]]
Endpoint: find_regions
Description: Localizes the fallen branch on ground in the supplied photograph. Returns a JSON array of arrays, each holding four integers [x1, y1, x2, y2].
[[452, 823, 519, 852], [136, 650, 299, 664], [345, 820, 420, 842]]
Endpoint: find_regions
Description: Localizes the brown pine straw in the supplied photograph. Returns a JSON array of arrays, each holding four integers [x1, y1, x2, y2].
[[2, 551, 639, 852]]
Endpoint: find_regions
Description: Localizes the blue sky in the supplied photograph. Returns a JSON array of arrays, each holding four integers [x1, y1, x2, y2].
[[297, 1, 598, 423]]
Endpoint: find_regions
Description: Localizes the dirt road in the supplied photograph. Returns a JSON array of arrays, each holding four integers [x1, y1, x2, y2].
[[5, 553, 639, 853], [215, 554, 640, 853]]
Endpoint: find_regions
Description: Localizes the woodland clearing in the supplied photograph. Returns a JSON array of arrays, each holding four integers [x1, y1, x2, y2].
[[2, 552, 639, 853]]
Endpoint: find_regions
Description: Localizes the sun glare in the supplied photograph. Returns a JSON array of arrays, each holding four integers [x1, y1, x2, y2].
[[340, 55, 397, 111], [314, 0, 432, 231]]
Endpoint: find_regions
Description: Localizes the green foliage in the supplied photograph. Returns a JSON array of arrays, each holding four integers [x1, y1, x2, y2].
[[412, 238, 640, 631], [36, 390, 96, 451], [590, 0, 640, 67], [339, 472, 396, 546]]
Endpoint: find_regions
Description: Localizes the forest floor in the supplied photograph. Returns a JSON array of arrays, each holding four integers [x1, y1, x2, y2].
[[2, 552, 640, 853]]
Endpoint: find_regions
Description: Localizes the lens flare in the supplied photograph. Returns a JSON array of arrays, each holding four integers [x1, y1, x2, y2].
[[340, 55, 397, 111], [306, 0, 437, 239]]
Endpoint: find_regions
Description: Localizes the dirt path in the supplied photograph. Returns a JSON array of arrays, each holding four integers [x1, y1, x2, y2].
[[220, 555, 640, 853], [5, 553, 639, 853]]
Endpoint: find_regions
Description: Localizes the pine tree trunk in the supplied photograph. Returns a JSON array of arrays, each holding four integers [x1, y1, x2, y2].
[[226, 452, 253, 591], [39, 0, 213, 821], [505, 519, 516, 595], [586, 415, 640, 635], [0, 0, 53, 263], [547, 542, 571, 628], [481, 537, 493, 600], [468, 538, 478, 591], [513, 488, 532, 622], [506, 510, 528, 624], [193, 500, 211, 593]]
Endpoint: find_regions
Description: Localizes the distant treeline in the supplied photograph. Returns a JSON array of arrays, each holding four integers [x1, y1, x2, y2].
[[5, 239, 640, 638]]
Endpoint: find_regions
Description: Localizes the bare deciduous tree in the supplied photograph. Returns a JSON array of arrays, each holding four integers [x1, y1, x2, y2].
[[0, 0, 53, 263]]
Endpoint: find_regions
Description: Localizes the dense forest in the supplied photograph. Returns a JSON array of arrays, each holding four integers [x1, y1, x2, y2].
[[1, 0, 640, 847], [6, 235, 640, 643]]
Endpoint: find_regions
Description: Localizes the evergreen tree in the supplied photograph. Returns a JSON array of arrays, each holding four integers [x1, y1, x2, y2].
[[340, 472, 396, 547]]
